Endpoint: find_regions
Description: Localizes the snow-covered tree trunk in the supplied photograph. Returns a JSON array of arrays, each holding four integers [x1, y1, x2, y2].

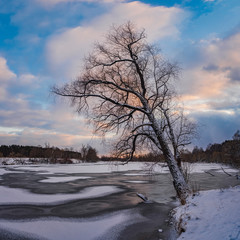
[[147, 110, 190, 203]]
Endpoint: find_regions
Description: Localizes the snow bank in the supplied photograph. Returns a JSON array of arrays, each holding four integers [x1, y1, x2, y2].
[[173, 186, 240, 240]]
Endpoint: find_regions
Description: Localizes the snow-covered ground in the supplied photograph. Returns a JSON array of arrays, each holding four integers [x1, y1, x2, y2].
[[173, 186, 240, 240]]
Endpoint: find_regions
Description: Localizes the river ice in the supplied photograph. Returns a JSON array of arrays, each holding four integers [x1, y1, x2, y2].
[[0, 210, 143, 240], [0, 185, 122, 205], [0, 161, 239, 240]]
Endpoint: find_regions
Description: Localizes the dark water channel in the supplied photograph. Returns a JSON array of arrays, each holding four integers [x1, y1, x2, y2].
[[0, 163, 239, 240]]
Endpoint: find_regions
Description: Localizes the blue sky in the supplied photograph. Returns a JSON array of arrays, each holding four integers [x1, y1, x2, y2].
[[0, 0, 240, 153]]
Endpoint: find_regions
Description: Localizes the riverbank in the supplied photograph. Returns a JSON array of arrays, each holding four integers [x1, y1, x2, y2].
[[173, 185, 240, 240]]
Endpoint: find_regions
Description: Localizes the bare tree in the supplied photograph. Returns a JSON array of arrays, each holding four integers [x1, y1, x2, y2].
[[80, 145, 88, 162], [233, 130, 240, 141], [52, 22, 196, 203]]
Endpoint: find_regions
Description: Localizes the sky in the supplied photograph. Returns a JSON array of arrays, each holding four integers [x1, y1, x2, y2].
[[0, 0, 240, 154]]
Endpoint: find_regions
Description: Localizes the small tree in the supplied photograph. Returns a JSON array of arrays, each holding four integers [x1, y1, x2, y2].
[[53, 22, 196, 203], [80, 145, 88, 162], [86, 146, 98, 162], [233, 130, 240, 141]]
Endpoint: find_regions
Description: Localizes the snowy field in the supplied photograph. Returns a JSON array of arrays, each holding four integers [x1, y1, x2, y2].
[[174, 186, 240, 240], [0, 159, 238, 175]]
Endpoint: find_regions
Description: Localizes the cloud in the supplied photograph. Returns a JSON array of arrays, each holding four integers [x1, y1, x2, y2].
[[18, 74, 39, 86], [35, 0, 123, 8], [228, 68, 240, 82], [46, 1, 186, 79], [0, 57, 16, 83], [0, 127, 102, 151], [178, 31, 240, 115], [0, 58, 40, 102], [191, 110, 240, 149], [0, 56, 103, 150], [203, 34, 240, 72]]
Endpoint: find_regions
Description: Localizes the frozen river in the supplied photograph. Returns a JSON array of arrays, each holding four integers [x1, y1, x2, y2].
[[0, 162, 239, 240]]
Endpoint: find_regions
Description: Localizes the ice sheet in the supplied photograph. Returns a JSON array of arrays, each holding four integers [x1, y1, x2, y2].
[[0, 211, 138, 240], [39, 176, 92, 183], [0, 168, 14, 176], [124, 180, 149, 183], [0, 185, 122, 205]]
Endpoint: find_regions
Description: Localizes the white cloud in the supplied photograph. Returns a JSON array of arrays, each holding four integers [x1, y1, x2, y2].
[[203, 34, 240, 70], [0, 56, 101, 150], [179, 32, 240, 114], [0, 57, 39, 88], [0, 57, 16, 83], [92, 2, 185, 41], [46, 26, 100, 79], [46, 1, 186, 79], [0, 57, 16, 101], [18, 73, 39, 86]]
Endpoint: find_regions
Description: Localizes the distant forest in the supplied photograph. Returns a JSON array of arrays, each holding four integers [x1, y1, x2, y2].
[[103, 131, 240, 167], [0, 144, 98, 163], [182, 130, 240, 167], [1, 131, 240, 167], [100, 139, 240, 167], [181, 139, 240, 167]]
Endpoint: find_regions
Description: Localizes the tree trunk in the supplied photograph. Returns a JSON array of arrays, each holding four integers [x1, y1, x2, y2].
[[148, 112, 191, 204], [164, 148, 190, 204]]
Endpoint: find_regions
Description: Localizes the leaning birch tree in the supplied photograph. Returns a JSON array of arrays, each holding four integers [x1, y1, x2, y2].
[[52, 22, 195, 203]]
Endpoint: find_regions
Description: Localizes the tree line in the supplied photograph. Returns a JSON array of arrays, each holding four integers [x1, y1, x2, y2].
[[101, 130, 240, 167], [101, 140, 240, 167], [181, 130, 240, 167], [0, 144, 98, 163], [181, 140, 240, 167], [1, 130, 239, 166]]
